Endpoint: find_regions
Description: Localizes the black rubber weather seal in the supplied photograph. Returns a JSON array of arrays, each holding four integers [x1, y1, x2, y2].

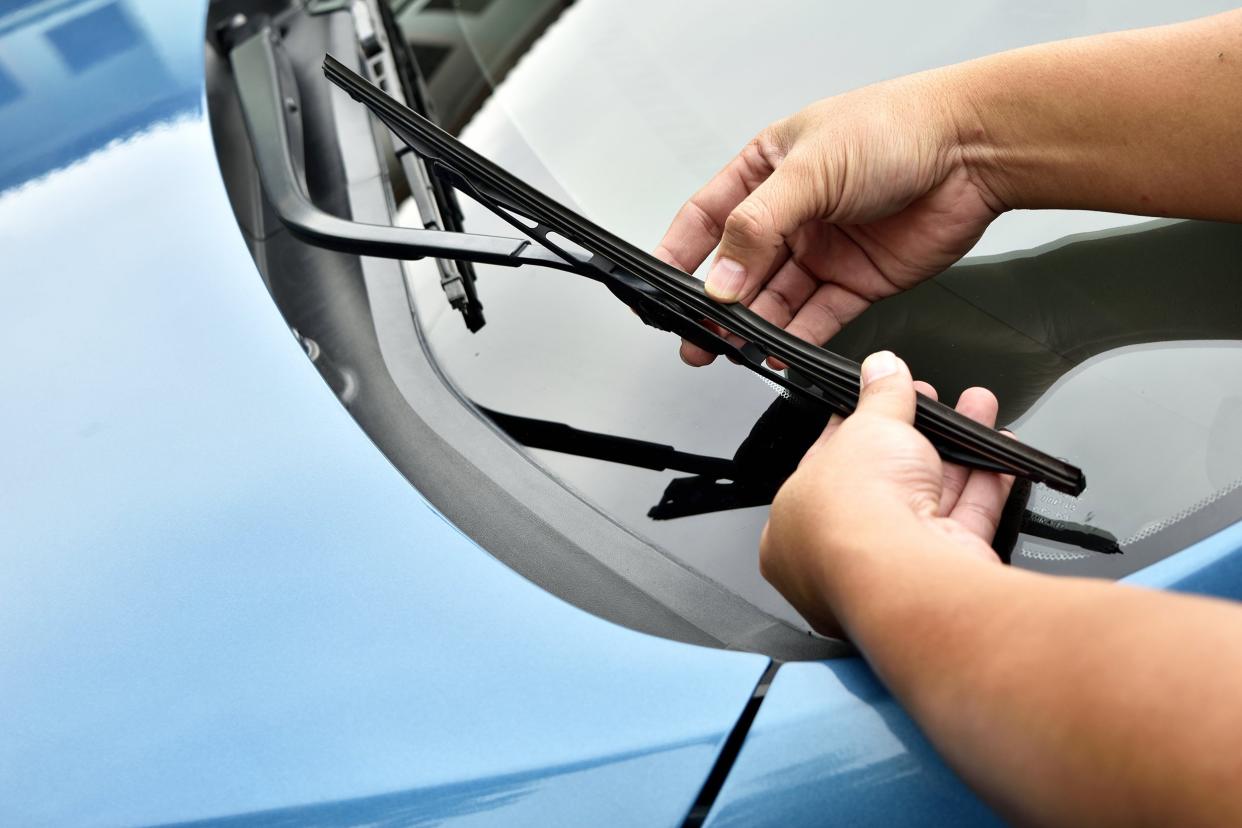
[[321, 54, 1087, 495]]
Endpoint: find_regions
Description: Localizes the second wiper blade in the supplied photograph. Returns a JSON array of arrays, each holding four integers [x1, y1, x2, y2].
[[324, 54, 1086, 496]]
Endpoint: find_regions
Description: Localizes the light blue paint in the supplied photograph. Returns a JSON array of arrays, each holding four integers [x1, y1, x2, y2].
[[703, 660, 1003, 827], [10, 1, 1242, 825], [704, 523, 1242, 827], [1123, 518, 1242, 598], [0, 2, 768, 825]]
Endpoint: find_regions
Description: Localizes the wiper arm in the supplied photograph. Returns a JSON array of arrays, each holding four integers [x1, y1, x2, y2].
[[484, 398, 1118, 559], [480, 407, 736, 478], [323, 54, 1088, 496], [229, 27, 577, 271]]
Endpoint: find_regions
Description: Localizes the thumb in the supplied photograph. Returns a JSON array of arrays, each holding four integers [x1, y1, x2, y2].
[[855, 351, 916, 423], [705, 161, 820, 303]]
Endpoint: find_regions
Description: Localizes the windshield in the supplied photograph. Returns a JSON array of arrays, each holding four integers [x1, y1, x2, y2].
[[388, 0, 1242, 629]]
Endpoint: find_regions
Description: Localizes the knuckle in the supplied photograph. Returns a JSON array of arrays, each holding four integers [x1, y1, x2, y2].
[[755, 125, 789, 160], [724, 200, 772, 248], [683, 199, 722, 240], [861, 380, 901, 401]]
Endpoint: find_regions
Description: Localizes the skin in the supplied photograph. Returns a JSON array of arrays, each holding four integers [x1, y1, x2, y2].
[[655, 9, 1242, 827]]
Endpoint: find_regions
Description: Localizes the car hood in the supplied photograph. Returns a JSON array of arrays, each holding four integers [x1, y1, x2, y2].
[[0, 2, 767, 825]]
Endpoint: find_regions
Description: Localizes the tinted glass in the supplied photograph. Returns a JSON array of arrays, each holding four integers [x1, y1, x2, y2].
[[389, 0, 1242, 629]]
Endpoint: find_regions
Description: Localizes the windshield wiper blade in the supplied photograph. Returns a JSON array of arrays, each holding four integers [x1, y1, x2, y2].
[[323, 54, 1086, 495]]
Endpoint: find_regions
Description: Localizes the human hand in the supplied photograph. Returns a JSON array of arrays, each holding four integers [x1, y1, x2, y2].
[[654, 71, 1004, 366], [759, 351, 1014, 638]]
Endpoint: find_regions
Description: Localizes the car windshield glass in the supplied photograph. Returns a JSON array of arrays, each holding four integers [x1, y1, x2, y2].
[[386, 0, 1242, 630]]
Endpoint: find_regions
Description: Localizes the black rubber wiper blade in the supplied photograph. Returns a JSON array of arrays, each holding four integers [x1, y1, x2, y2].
[[324, 54, 1087, 496]]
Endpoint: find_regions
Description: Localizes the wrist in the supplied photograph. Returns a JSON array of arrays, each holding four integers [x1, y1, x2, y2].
[[828, 517, 1006, 649], [937, 59, 1020, 214], [818, 515, 949, 636]]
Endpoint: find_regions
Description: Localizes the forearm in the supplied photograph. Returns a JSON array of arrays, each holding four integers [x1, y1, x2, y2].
[[950, 9, 1242, 221], [837, 534, 1242, 826]]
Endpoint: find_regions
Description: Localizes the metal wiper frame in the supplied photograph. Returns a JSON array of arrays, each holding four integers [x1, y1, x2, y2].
[[320, 54, 1087, 495]]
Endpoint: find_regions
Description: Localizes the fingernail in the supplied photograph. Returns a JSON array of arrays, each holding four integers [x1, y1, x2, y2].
[[861, 351, 899, 386], [705, 257, 746, 301]]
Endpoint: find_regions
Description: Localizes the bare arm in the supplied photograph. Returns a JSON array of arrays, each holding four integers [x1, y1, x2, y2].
[[761, 354, 1242, 827], [656, 9, 1242, 366], [842, 530, 1242, 826], [960, 8, 1242, 221], [680, 11, 1242, 826]]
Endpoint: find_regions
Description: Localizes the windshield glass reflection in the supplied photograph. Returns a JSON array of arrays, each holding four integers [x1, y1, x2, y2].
[[389, 0, 1242, 630]]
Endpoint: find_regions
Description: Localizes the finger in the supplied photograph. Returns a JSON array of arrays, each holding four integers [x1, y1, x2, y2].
[[744, 264, 819, 359], [706, 158, 824, 303], [807, 372, 928, 464], [747, 256, 820, 331], [680, 338, 717, 366], [653, 242, 716, 366], [680, 315, 735, 364], [818, 413, 846, 444], [854, 351, 915, 423], [679, 318, 730, 366], [950, 424, 1017, 543], [938, 387, 1000, 515], [748, 258, 821, 369], [654, 138, 780, 276], [950, 469, 1016, 542], [799, 413, 845, 467], [690, 239, 811, 370], [783, 281, 873, 348]]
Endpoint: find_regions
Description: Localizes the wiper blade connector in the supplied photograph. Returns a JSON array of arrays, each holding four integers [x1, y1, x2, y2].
[[322, 54, 1086, 496]]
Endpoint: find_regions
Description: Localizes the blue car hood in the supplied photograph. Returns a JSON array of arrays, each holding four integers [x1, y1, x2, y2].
[[0, 2, 767, 825]]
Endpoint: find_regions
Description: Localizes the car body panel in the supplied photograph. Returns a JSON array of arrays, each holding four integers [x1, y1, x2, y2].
[[7, 0, 1242, 825], [0, 2, 768, 825], [703, 521, 1242, 826], [1123, 518, 1242, 596], [703, 660, 1005, 827]]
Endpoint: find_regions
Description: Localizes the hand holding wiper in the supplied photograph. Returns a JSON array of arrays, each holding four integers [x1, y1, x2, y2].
[[322, 54, 1085, 495]]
